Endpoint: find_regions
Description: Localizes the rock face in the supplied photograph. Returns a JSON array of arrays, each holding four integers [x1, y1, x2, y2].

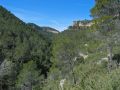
[[79, 52, 88, 59], [46, 29, 59, 34], [73, 20, 93, 27], [0, 60, 14, 77], [68, 20, 93, 30]]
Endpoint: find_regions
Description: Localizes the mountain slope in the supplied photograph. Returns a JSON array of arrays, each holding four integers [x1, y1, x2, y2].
[[0, 6, 52, 90], [28, 23, 59, 40], [43, 27, 120, 90], [28, 23, 59, 33]]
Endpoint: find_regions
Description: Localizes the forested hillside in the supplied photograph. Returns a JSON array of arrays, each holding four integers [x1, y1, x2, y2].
[[43, 29, 120, 90], [0, 0, 120, 90], [42, 0, 120, 90], [0, 6, 52, 90]]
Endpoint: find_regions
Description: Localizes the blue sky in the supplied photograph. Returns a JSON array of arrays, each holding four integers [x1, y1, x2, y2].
[[0, 0, 95, 31]]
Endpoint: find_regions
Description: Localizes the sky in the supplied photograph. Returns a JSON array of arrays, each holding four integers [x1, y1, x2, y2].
[[0, 0, 95, 31]]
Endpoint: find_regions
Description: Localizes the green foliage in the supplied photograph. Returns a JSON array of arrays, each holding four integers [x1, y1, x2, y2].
[[91, 0, 120, 32], [1, 1, 120, 89], [42, 29, 107, 89], [27, 23, 59, 41], [16, 61, 41, 90], [43, 26, 120, 90], [0, 6, 52, 89]]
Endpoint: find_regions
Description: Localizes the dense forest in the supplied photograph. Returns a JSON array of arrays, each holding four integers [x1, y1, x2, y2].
[[0, 0, 120, 90], [0, 6, 53, 90]]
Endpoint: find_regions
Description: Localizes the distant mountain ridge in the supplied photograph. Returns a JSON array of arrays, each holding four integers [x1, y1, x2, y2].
[[27, 23, 59, 40], [27, 23, 59, 34]]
